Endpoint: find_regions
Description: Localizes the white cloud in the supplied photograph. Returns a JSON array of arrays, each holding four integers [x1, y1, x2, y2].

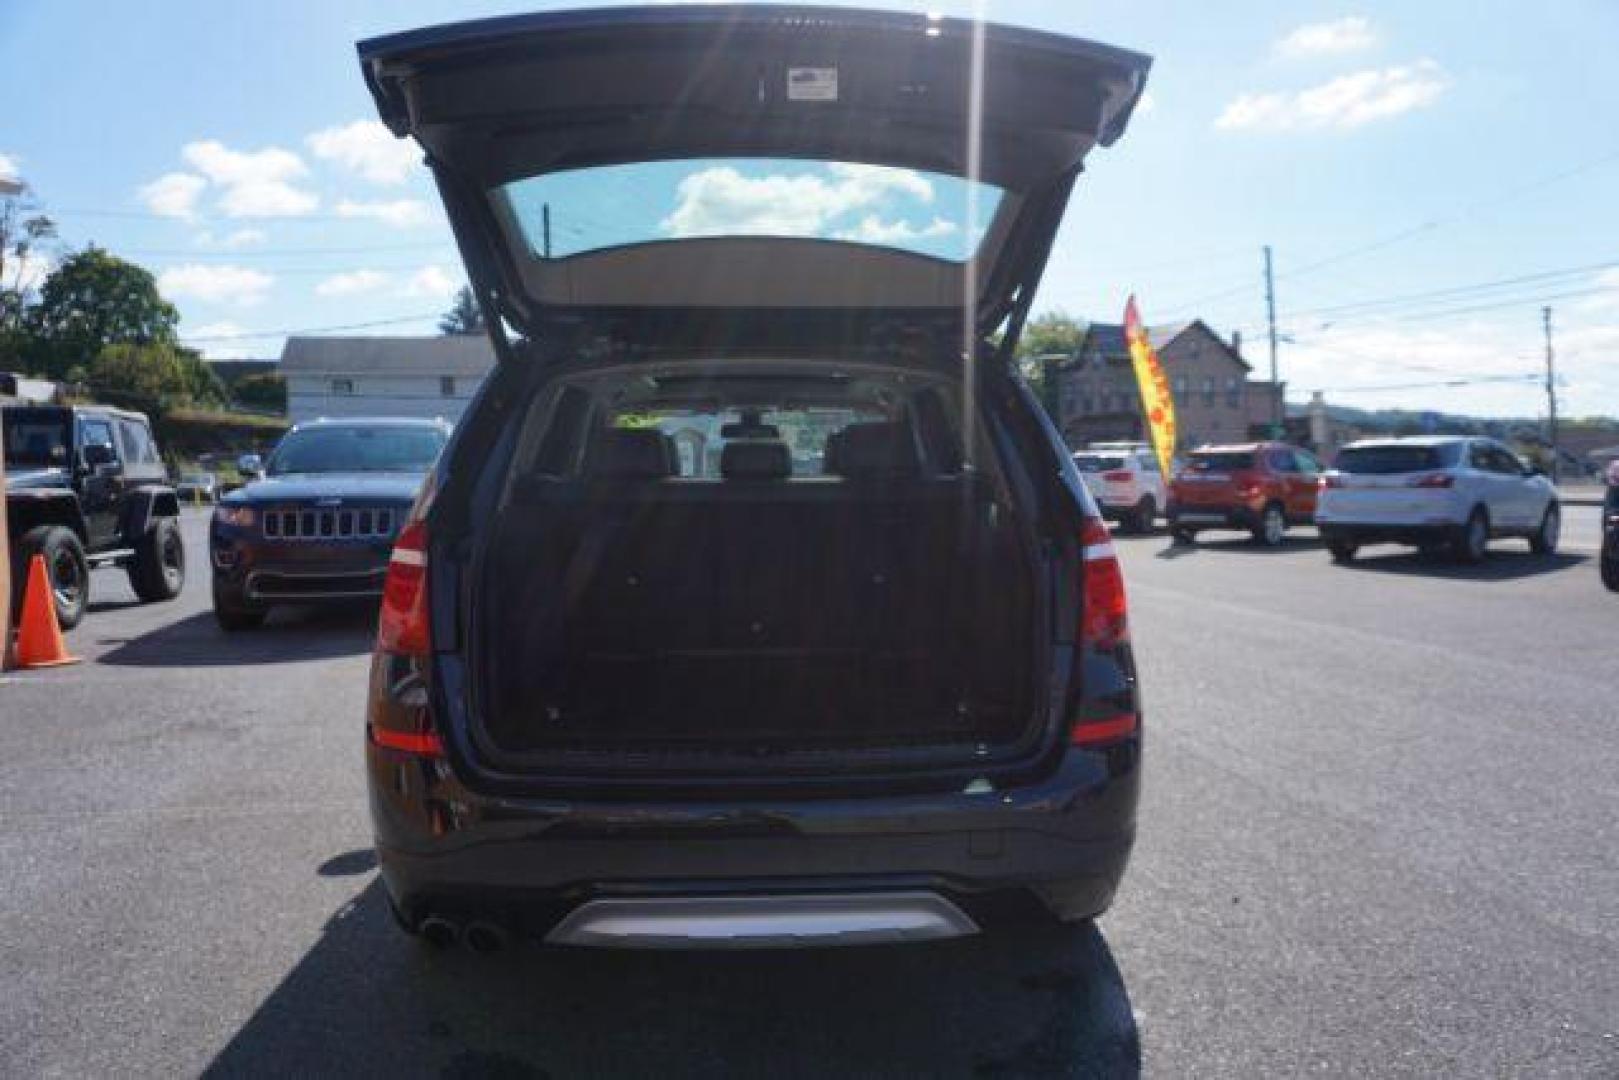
[[1136, 92, 1156, 115], [180, 139, 318, 218], [158, 264, 275, 307], [193, 227, 267, 250], [1276, 16, 1376, 58], [9, 249, 53, 293], [315, 269, 390, 297], [835, 215, 958, 245], [0, 152, 21, 181], [661, 162, 937, 238], [1216, 60, 1448, 132], [334, 198, 434, 228], [184, 321, 257, 359], [139, 172, 207, 219], [1576, 268, 1619, 313], [307, 120, 420, 185], [402, 265, 460, 300]]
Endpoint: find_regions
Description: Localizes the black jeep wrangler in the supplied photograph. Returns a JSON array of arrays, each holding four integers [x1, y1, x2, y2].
[[3, 404, 186, 629]]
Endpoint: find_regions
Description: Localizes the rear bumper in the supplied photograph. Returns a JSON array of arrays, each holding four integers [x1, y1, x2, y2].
[[1167, 503, 1260, 530], [1318, 522, 1458, 547], [368, 743, 1139, 935]]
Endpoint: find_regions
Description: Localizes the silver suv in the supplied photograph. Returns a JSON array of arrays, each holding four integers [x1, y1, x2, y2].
[[1316, 436, 1560, 563]]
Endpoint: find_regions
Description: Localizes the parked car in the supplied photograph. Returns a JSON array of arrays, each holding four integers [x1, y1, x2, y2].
[[358, 6, 1149, 951], [176, 471, 219, 504], [1600, 462, 1618, 592], [209, 417, 450, 630], [1167, 442, 1320, 546], [1073, 443, 1165, 533], [3, 403, 186, 629], [1315, 437, 1560, 564]]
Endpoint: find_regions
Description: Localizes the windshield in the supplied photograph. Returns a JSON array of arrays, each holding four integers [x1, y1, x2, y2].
[[1336, 444, 1462, 473], [267, 425, 446, 475], [498, 158, 1002, 263], [1, 410, 71, 469]]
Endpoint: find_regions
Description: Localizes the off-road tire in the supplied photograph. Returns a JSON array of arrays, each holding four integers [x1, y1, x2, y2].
[[129, 517, 185, 603], [12, 525, 90, 630]]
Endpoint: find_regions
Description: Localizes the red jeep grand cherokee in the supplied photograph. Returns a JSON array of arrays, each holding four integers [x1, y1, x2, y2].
[[1168, 442, 1320, 546]]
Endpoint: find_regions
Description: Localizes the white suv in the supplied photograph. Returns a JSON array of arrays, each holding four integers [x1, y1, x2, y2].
[[1073, 443, 1167, 533], [1316, 436, 1560, 563]]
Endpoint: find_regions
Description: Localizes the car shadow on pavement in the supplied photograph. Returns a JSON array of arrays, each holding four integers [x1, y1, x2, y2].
[[95, 606, 376, 668], [1335, 550, 1587, 581], [1147, 534, 1321, 559], [205, 880, 1141, 1079]]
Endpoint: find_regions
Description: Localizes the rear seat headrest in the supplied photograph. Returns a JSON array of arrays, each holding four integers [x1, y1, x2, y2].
[[589, 428, 677, 478], [824, 422, 918, 479], [720, 440, 792, 481], [720, 421, 781, 440]]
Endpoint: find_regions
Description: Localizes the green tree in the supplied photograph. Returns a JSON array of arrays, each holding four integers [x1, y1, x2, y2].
[[1014, 310, 1085, 418], [438, 285, 485, 335], [231, 371, 287, 413], [26, 247, 179, 378], [83, 342, 224, 413]]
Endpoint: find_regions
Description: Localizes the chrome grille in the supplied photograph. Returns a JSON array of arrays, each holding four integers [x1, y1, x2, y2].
[[262, 507, 396, 541]]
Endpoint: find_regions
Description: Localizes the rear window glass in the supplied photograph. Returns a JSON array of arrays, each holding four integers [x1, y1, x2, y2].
[[612, 407, 887, 478], [1187, 451, 1254, 470], [1335, 444, 1460, 474], [498, 158, 1003, 263], [1073, 455, 1125, 472]]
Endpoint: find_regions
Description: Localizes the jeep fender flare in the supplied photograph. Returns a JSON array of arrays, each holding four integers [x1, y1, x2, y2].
[[120, 486, 181, 541], [5, 489, 90, 547]]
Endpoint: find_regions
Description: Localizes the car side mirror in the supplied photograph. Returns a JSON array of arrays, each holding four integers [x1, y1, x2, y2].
[[1526, 464, 1546, 478], [237, 453, 264, 478], [81, 444, 117, 471]]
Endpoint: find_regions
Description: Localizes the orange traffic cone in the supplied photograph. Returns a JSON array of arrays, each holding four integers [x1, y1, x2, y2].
[[14, 554, 80, 669]]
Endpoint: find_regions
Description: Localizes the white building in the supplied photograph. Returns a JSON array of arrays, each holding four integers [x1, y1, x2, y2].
[[279, 336, 496, 424]]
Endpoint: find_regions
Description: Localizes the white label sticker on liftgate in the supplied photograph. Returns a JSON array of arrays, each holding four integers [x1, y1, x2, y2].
[[787, 67, 838, 101]]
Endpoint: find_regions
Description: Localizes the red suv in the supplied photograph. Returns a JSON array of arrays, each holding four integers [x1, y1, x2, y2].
[[1167, 442, 1320, 546]]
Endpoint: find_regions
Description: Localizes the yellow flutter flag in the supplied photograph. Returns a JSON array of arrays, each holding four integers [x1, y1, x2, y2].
[[1123, 295, 1177, 479]]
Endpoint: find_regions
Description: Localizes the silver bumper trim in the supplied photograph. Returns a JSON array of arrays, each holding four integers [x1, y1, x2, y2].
[[544, 891, 980, 949]]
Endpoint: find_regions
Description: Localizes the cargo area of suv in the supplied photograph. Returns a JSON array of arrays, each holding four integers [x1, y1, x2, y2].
[[474, 361, 1039, 771]]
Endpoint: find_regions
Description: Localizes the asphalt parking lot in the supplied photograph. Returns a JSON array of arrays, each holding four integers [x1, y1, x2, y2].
[[2, 507, 1615, 1077]]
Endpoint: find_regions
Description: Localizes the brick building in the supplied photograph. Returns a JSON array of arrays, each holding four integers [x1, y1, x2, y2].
[[1054, 320, 1285, 450]]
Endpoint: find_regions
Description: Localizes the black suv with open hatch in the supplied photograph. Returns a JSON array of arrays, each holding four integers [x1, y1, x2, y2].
[[361, 5, 1149, 952]]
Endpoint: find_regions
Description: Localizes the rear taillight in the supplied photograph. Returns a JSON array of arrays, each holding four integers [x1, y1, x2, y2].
[[371, 479, 442, 758], [1409, 473, 1455, 488], [1079, 516, 1129, 650], [1102, 470, 1133, 482], [377, 519, 431, 655], [1074, 516, 1137, 748]]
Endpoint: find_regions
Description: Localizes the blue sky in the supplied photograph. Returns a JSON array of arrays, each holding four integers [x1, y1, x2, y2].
[[2, 0, 1616, 417]]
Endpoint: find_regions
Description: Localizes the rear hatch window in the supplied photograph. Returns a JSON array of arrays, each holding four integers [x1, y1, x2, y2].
[[1336, 444, 1460, 474], [1186, 451, 1254, 472], [1073, 455, 1125, 472]]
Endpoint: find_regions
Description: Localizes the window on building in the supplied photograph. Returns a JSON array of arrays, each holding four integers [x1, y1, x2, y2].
[[1173, 375, 1188, 400], [330, 378, 354, 395], [1227, 377, 1241, 408], [440, 376, 457, 397], [1202, 376, 1216, 406]]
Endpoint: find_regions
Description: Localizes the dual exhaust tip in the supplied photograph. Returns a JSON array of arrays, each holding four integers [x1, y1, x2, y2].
[[418, 915, 509, 953]]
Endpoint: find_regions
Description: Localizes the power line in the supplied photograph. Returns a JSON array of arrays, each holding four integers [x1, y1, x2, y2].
[[1318, 373, 1540, 394], [178, 311, 444, 343], [1282, 257, 1619, 322], [1153, 145, 1619, 320], [117, 241, 456, 260]]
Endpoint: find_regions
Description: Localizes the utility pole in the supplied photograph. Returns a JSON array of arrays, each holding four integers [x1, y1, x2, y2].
[[1542, 305, 1558, 482], [1264, 245, 1281, 437]]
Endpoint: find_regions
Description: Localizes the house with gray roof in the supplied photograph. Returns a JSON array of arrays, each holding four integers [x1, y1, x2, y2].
[[278, 336, 495, 424]]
